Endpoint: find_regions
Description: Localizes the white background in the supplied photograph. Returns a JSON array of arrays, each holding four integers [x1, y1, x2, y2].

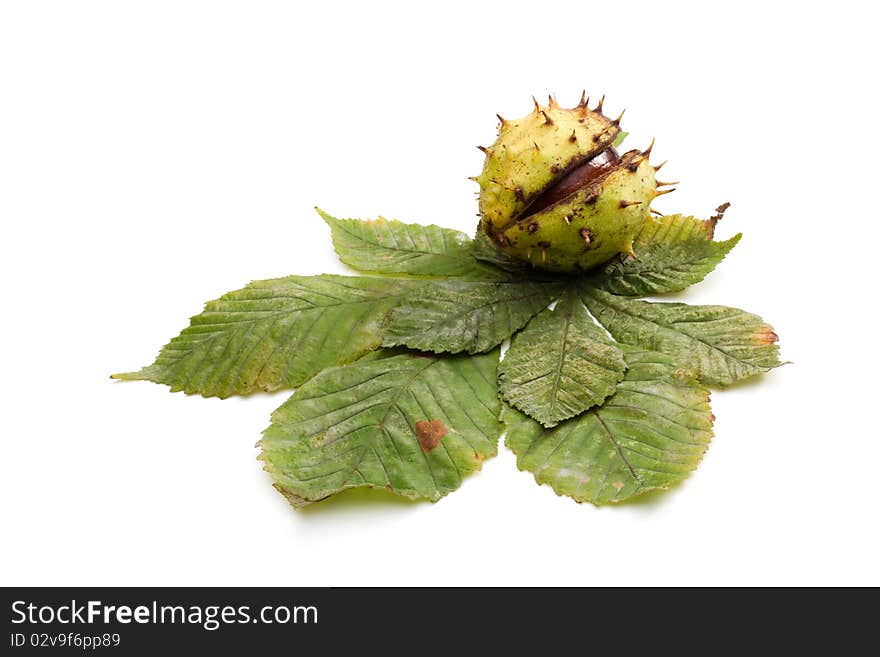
[[2, 1, 878, 586]]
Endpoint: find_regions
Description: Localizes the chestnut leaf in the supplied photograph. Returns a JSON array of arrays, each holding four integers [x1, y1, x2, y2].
[[382, 279, 563, 354], [498, 285, 626, 427], [319, 209, 508, 280], [112, 275, 422, 398], [582, 287, 781, 387], [114, 205, 783, 510], [504, 348, 714, 505], [594, 214, 741, 296], [260, 349, 502, 505]]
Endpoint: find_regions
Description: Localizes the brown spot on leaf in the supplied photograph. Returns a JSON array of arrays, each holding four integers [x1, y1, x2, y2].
[[755, 326, 779, 345], [579, 228, 594, 246], [612, 481, 625, 492], [527, 222, 539, 234], [415, 419, 447, 452]]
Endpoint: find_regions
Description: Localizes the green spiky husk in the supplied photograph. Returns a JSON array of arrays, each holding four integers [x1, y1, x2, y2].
[[476, 97, 658, 273]]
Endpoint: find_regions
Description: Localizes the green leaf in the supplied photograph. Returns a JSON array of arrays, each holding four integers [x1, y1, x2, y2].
[[504, 348, 714, 505], [498, 285, 626, 426], [319, 209, 506, 280], [612, 130, 628, 148], [382, 279, 562, 354], [583, 287, 781, 387], [112, 275, 420, 398], [634, 211, 719, 246], [260, 350, 503, 504], [594, 214, 741, 296]]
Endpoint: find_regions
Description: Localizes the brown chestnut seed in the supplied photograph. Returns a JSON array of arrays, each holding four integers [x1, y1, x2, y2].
[[522, 147, 620, 218]]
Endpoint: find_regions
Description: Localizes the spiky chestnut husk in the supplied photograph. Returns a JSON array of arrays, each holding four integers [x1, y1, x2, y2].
[[475, 94, 662, 273]]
